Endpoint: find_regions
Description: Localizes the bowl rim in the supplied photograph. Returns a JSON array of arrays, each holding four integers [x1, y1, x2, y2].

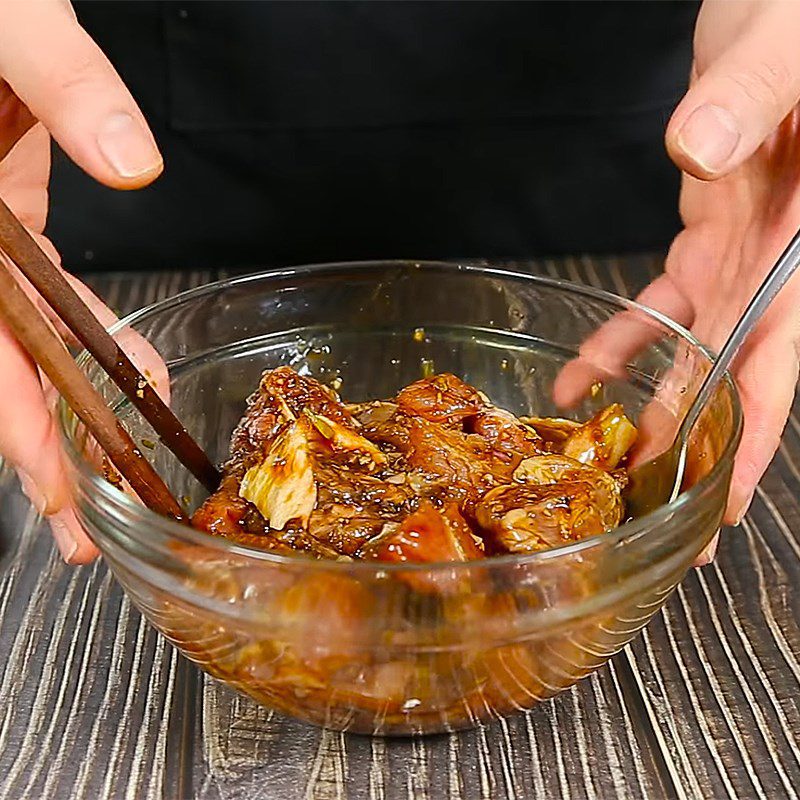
[[58, 259, 743, 572]]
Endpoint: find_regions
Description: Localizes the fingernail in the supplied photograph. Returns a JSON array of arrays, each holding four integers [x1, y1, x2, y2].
[[49, 509, 80, 564], [732, 490, 754, 527], [676, 104, 741, 175], [17, 469, 48, 515], [97, 112, 163, 180], [695, 529, 720, 567]]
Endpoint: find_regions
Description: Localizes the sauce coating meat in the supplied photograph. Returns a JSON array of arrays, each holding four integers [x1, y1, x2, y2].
[[192, 368, 637, 561]]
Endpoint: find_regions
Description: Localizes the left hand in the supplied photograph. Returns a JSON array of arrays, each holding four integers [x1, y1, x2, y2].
[[0, 0, 167, 563]]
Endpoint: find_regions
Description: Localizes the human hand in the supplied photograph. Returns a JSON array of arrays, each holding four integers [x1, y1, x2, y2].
[[664, 0, 800, 543], [557, 0, 800, 564], [0, 0, 164, 562]]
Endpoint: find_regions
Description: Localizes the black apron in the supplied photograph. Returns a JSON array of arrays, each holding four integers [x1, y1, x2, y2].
[[47, 1, 698, 272]]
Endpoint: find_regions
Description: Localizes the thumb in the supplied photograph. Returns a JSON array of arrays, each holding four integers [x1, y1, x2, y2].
[[0, 0, 162, 189], [666, 6, 800, 180]]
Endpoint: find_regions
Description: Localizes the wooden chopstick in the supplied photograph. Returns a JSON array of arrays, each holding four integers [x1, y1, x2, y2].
[[0, 260, 184, 519], [0, 197, 220, 493]]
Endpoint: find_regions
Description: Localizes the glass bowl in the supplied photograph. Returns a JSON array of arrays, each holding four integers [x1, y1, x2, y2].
[[58, 261, 741, 735]]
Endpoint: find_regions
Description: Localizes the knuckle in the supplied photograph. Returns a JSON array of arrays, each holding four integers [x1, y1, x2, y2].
[[762, 427, 783, 459], [47, 51, 99, 96], [59, 56, 96, 93], [725, 59, 795, 112], [740, 412, 783, 475], [738, 451, 771, 490], [33, 25, 108, 100]]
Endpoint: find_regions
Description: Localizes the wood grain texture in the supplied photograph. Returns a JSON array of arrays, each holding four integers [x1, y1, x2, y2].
[[0, 257, 798, 799]]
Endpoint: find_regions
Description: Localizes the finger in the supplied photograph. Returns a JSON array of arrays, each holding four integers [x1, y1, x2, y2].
[[694, 530, 720, 568], [666, 2, 800, 179], [0, 122, 50, 233], [0, 317, 67, 511], [551, 357, 623, 411], [48, 506, 99, 565], [0, 317, 97, 562], [0, 227, 171, 404], [61, 273, 171, 405], [0, 230, 172, 405], [0, 81, 34, 160], [725, 329, 799, 525], [0, 0, 162, 189], [625, 389, 683, 469], [552, 273, 694, 408]]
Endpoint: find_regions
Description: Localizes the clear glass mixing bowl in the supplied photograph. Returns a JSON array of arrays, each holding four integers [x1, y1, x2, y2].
[[58, 261, 741, 735]]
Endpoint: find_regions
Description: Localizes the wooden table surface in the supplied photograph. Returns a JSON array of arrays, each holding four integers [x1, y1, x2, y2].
[[1, 256, 799, 800]]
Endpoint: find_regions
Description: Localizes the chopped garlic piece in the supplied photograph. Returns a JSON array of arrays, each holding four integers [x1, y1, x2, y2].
[[562, 404, 638, 470], [265, 389, 296, 422], [304, 410, 387, 468], [519, 415, 581, 443], [513, 453, 591, 484], [512, 453, 620, 500], [239, 419, 317, 530]]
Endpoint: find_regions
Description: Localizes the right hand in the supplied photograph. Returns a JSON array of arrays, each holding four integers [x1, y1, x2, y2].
[[0, 0, 164, 563]]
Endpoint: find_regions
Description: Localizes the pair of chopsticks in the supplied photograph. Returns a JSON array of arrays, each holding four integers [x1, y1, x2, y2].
[[0, 196, 220, 519]]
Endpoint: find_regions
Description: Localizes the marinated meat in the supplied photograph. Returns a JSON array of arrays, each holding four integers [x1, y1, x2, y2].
[[359, 502, 485, 564], [396, 372, 484, 424], [475, 461, 625, 554], [182, 368, 642, 735], [192, 368, 637, 560], [561, 404, 638, 470]]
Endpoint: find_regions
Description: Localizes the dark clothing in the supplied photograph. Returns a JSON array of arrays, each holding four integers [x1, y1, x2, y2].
[[48, 1, 698, 272]]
